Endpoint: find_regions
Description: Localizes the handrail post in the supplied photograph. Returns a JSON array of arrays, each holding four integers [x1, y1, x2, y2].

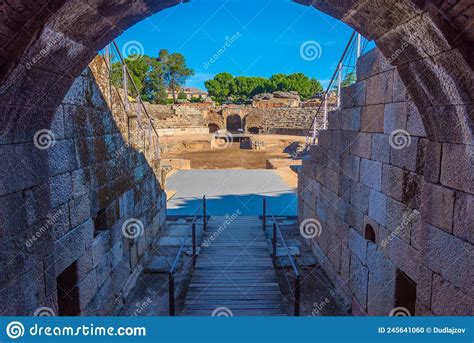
[[168, 273, 175, 316], [294, 274, 301, 316], [262, 197, 266, 232], [272, 222, 277, 259], [337, 62, 342, 109], [203, 196, 207, 231], [192, 223, 197, 267]]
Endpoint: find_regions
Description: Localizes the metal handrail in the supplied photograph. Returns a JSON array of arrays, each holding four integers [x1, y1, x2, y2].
[[168, 195, 207, 316], [305, 31, 356, 146], [111, 41, 161, 142], [262, 197, 301, 316]]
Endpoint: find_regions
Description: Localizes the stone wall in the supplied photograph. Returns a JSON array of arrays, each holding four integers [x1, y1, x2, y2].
[[0, 56, 167, 315], [244, 107, 324, 136], [298, 48, 473, 316]]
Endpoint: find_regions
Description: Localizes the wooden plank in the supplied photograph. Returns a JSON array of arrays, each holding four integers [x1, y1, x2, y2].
[[180, 216, 286, 316]]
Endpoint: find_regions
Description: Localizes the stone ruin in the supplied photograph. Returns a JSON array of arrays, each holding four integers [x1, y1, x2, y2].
[[0, 0, 472, 316]]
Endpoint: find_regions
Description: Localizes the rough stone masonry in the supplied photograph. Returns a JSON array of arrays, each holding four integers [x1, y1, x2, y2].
[[298, 48, 473, 316]]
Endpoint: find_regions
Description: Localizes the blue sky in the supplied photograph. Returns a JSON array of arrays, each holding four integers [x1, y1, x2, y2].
[[115, 0, 370, 90]]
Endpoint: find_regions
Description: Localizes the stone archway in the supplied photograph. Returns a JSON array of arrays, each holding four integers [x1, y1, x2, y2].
[[0, 0, 472, 316], [208, 123, 220, 133], [0, 1, 472, 145], [226, 114, 242, 133]]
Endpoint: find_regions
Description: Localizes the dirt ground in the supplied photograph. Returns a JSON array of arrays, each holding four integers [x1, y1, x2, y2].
[[161, 134, 305, 170]]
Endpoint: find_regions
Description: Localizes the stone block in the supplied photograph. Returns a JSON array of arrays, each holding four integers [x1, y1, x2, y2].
[[340, 244, 351, 281], [77, 269, 99, 311], [348, 228, 367, 263], [368, 189, 387, 226], [392, 70, 409, 102], [356, 48, 380, 81], [416, 266, 433, 308], [360, 159, 382, 191], [350, 182, 370, 214], [48, 139, 77, 176], [371, 134, 390, 163], [386, 198, 413, 244], [318, 130, 332, 149], [387, 234, 420, 282], [53, 219, 93, 276], [342, 154, 360, 181], [346, 205, 364, 234], [361, 105, 384, 133], [453, 191, 473, 244], [381, 164, 404, 201], [341, 81, 366, 108], [366, 244, 396, 316], [71, 167, 92, 198], [49, 173, 73, 208], [366, 71, 393, 105], [1, 191, 28, 232], [390, 136, 419, 172], [68, 193, 91, 229], [341, 107, 361, 131], [406, 102, 426, 137], [423, 223, 473, 296], [349, 255, 368, 309], [431, 275, 473, 316], [383, 102, 407, 134], [422, 182, 454, 233], [328, 110, 341, 130], [424, 141, 441, 184], [440, 143, 474, 194], [349, 132, 371, 159]]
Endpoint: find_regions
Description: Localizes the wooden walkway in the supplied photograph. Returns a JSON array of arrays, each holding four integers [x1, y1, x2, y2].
[[181, 216, 286, 316]]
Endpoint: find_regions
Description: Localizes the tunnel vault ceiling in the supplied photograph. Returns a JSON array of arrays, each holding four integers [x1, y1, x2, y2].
[[0, 0, 472, 145]]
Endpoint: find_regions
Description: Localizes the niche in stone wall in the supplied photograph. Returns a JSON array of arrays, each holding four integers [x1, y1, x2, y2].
[[94, 208, 108, 236], [364, 224, 376, 243], [394, 269, 417, 316], [56, 261, 81, 316], [208, 123, 219, 133]]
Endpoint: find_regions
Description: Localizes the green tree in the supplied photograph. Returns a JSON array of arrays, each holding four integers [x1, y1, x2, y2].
[[205, 72, 322, 103], [270, 73, 322, 100], [110, 55, 166, 104], [159, 49, 194, 103], [205, 72, 235, 104]]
